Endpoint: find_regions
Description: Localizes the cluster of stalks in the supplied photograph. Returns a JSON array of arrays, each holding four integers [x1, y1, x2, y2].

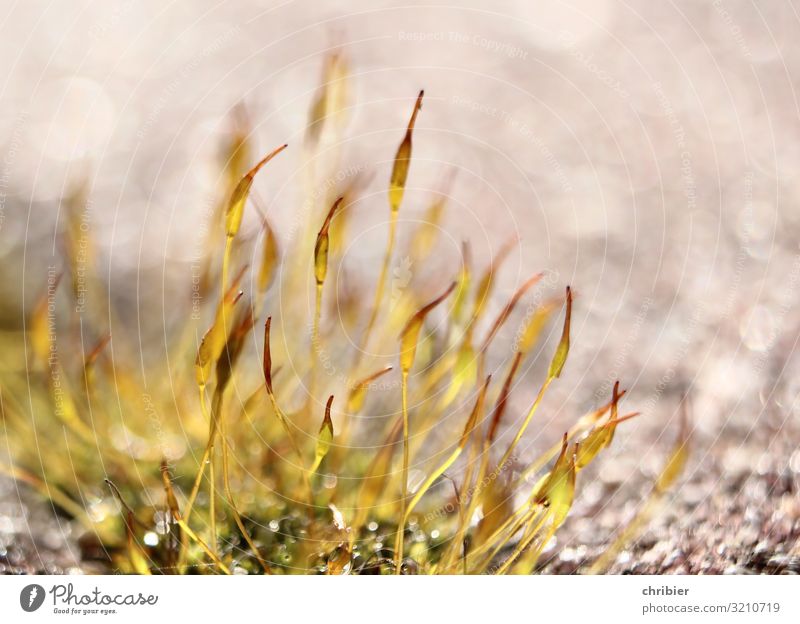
[[0, 51, 686, 574]]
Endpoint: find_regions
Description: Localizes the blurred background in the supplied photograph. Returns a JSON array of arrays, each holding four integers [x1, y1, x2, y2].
[[1, 0, 799, 573]]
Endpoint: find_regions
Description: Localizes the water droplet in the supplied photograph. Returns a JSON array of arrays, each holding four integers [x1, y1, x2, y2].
[[407, 469, 426, 494]]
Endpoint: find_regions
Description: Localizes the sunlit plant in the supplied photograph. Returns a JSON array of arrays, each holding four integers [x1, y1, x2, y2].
[[0, 51, 684, 575]]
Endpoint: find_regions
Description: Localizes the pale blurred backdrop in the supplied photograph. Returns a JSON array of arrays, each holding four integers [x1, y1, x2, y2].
[[1, 0, 799, 572]]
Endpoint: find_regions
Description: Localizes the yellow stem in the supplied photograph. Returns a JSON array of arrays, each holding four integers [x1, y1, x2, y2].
[[403, 447, 461, 527], [174, 517, 231, 575], [495, 512, 549, 575], [496, 378, 552, 473], [443, 442, 490, 570], [267, 393, 315, 507], [219, 396, 271, 573], [394, 369, 409, 573], [468, 505, 533, 572], [359, 211, 398, 361], [184, 384, 213, 522], [310, 282, 323, 408], [208, 457, 217, 556], [221, 236, 233, 295]]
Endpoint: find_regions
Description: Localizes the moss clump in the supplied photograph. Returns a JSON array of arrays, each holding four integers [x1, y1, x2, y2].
[[0, 51, 653, 575]]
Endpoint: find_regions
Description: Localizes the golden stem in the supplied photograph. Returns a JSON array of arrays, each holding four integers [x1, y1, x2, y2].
[[359, 210, 398, 361], [208, 457, 217, 556], [394, 369, 409, 573], [496, 378, 552, 474], [310, 281, 323, 408], [218, 395, 271, 573], [221, 236, 233, 295], [267, 393, 315, 508]]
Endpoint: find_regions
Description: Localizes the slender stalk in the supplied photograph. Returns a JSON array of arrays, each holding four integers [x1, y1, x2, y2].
[[358, 210, 398, 359], [394, 369, 410, 573], [208, 456, 217, 556], [495, 512, 549, 575], [263, 317, 315, 508], [359, 91, 424, 360], [442, 442, 490, 570], [404, 375, 489, 560], [184, 385, 213, 521], [218, 393, 271, 573], [468, 506, 534, 573], [309, 196, 341, 406], [403, 448, 460, 527], [221, 237, 233, 295], [267, 393, 315, 507], [496, 378, 552, 473], [310, 281, 323, 405], [173, 517, 231, 575]]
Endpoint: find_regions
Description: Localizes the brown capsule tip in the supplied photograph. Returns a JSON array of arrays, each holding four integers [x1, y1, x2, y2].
[[322, 395, 335, 434], [263, 317, 274, 393], [413, 91, 424, 111], [359, 365, 394, 387], [460, 375, 492, 447], [250, 144, 289, 176], [559, 432, 569, 455], [611, 381, 622, 418], [609, 411, 641, 426], [487, 351, 523, 443], [85, 333, 112, 364], [320, 196, 344, 236], [400, 280, 458, 338], [407, 91, 425, 131]]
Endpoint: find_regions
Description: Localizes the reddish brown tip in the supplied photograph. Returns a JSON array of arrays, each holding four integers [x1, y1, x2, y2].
[[263, 317, 274, 394]]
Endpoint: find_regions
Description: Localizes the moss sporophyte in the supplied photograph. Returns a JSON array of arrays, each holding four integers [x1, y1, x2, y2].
[[1, 51, 687, 575]]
